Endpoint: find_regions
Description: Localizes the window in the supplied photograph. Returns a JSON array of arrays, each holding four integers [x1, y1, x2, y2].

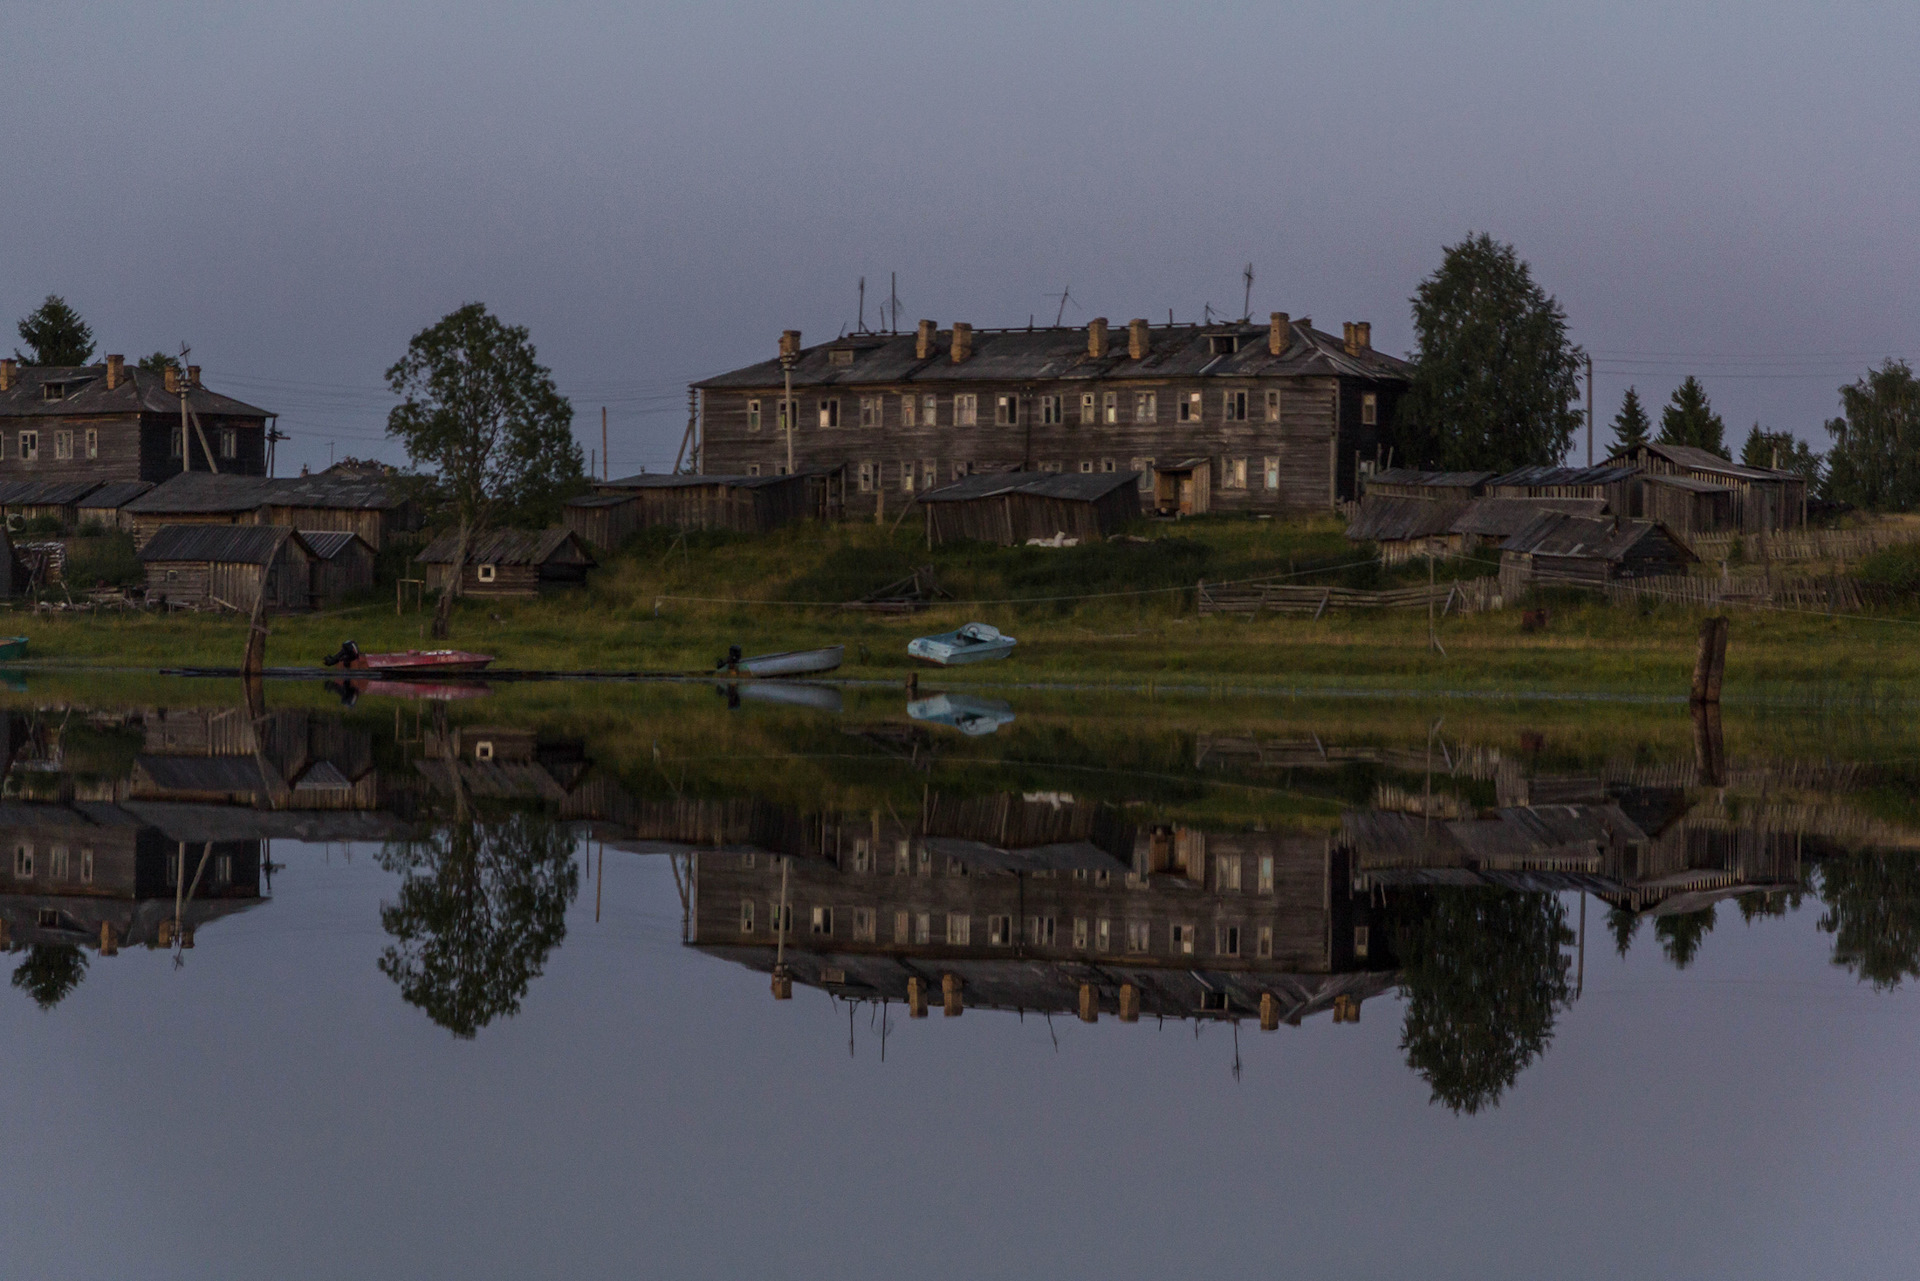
[[1208, 334, 1241, 355], [742, 852, 756, 869], [51, 846, 69, 880], [810, 905, 833, 936], [1079, 460, 1094, 474], [817, 398, 840, 428], [995, 394, 1019, 426], [220, 427, 237, 459], [1103, 391, 1117, 424], [1072, 918, 1089, 949], [1040, 394, 1062, 424], [41, 382, 65, 402], [947, 913, 971, 945], [777, 399, 800, 430], [1264, 457, 1280, 491], [895, 840, 911, 873], [740, 899, 755, 933], [170, 428, 183, 458], [1265, 389, 1281, 423], [900, 394, 917, 427], [1258, 855, 1274, 893], [945, 856, 969, 877], [1170, 923, 1196, 955], [893, 910, 911, 942], [1096, 918, 1111, 951], [1216, 855, 1241, 892], [989, 915, 1013, 945], [1028, 915, 1056, 946], [1177, 392, 1202, 423], [474, 740, 494, 761], [19, 431, 38, 461], [1080, 392, 1096, 425], [854, 908, 876, 942], [851, 839, 871, 873], [1041, 460, 1062, 472], [747, 463, 761, 477], [914, 912, 931, 944], [954, 394, 978, 426], [768, 902, 791, 934], [1258, 925, 1273, 958], [1361, 392, 1379, 426], [1354, 926, 1371, 959], [55, 430, 72, 460], [13, 846, 31, 878], [747, 398, 762, 432], [1126, 920, 1150, 953], [80, 848, 94, 883], [952, 461, 968, 480], [1135, 392, 1157, 423], [860, 396, 882, 428], [773, 463, 789, 475], [476, 564, 497, 583], [901, 463, 915, 493], [1223, 389, 1248, 421], [1134, 457, 1155, 492], [1216, 924, 1241, 957], [917, 846, 932, 875], [829, 348, 855, 367], [857, 461, 875, 493], [1101, 458, 1116, 473], [922, 461, 937, 490], [166, 569, 178, 582], [1225, 458, 1248, 489], [921, 394, 937, 426]]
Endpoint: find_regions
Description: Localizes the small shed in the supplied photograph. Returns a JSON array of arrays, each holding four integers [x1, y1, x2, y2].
[[1610, 442, 1806, 532], [1638, 474, 1738, 539], [301, 530, 376, 604], [1447, 497, 1606, 553], [562, 492, 643, 550], [1486, 464, 1638, 516], [589, 472, 814, 535], [76, 480, 154, 532], [139, 524, 316, 612], [1361, 469, 1496, 501], [1345, 495, 1470, 564], [1151, 458, 1211, 516], [0, 479, 105, 531], [256, 472, 418, 550], [1497, 511, 1695, 597], [416, 527, 596, 598], [921, 470, 1142, 547]]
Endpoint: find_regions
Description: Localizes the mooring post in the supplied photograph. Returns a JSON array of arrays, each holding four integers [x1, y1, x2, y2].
[[1690, 616, 1723, 703]]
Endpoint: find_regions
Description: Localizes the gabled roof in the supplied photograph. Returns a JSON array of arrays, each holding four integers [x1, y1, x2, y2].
[[595, 471, 799, 491], [1615, 441, 1792, 483], [917, 469, 1141, 503], [0, 364, 270, 419], [1366, 468, 1497, 490], [416, 527, 595, 567], [76, 480, 154, 509], [692, 320, 1412, 391], [137, 523, 307, 564], [1447, 496, 1607, 538], [1499, 511, 1689, 562], [126, 471, 405, 515], [299, 530, 371, 560], [1490, 463, 1638, 489], [1345, 495, 1469, 542], [0, 479, 104, 506]]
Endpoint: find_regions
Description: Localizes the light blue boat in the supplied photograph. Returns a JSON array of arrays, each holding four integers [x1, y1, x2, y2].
[[907, 622, 1016, 666], [908, 693, 1015, 736]]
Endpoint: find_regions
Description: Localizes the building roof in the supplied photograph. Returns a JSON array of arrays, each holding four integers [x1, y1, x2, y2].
[[1366, 468, 1497, 491], [1641, 473, 1737, 494], [137, 523, 306, 564], [75, 480, 154, 509], [1448, 496, 1607, 538], [416, 527, 594, 566], [917, 469, 1142, 503], [125, 471, 405, 515], [260, 472, 410, 510], [299, 530, 371, 560], [595, 471, 801, 491], [565, 492, 640, 510], [0, 479, 104, 507], [1617, 442, 1794, 483], [0, 364, 270, 419], [1499, 511, 1688, 561], [1489, 463, 1638, 490], [1345, 495, 1469, 542], [692, 320, 1413, 391]]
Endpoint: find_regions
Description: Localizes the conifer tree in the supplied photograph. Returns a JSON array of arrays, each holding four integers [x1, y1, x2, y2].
[[13, 295, 95, 366], [1658, 376, 1728, 458], [1611, 386, 1651, 454]]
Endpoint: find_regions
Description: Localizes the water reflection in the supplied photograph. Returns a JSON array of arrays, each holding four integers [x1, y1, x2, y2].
[[2, 687, 1917, 1113]]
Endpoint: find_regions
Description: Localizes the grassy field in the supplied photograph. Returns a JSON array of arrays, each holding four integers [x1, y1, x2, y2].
[[7, 514, 1920, 700]]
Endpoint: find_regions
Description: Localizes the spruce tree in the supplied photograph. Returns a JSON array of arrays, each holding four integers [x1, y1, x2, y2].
[[14, 295, 96, 366], [1611, 386, 1651, 454], [1658, 376, 1728, 458]]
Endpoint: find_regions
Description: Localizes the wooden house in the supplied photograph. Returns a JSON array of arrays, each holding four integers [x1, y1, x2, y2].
[[75, 480, 153, 531], [1609, 442, 1807, 533], [1497, 511, 1694, 596], [1639, 474, 1738, 539], [415, 527, 595, 598], [0, 356, 271, 483], [1345, 495, 1471, 564], [1486, 463, 1638, 515], [122, 471, 416, 550], [0, 479, 105, 531], [584, 471, 816, 535], [920, 470, 1142, 546], [138, 524, 317, 612], [692, 312, 1412, 518], [301, 530, 376, 604]]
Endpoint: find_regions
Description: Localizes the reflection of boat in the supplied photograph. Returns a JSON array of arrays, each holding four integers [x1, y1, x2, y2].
[[718, 681, 844, 713], [327, 678, 491, 706], [908, 693, 1015, 735], [907, 623, 1016, 666], [0, 636, 27, 661], [716, 644, 844, 677], [324, 640, 494, 674]]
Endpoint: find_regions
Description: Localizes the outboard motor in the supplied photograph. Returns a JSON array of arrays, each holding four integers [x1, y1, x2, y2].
[[323, 640, 362, 668], [715, 644, 742, 673]]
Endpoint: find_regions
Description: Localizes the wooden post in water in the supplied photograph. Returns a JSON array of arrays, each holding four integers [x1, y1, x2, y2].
[[1078, 983, 1098, 1023], [1118, 983, 1139, 1023], [1690, 616, 1728, 703], [907, 975, 928, 1018], [941, 972, 963, 1017], [1259, 991, 1280, 1032], [1692, 700, 1727, 788]]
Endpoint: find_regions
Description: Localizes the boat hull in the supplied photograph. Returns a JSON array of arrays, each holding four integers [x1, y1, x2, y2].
[[0, 637, 27, 662], [731, 645, 844, 678], [347, 650, 495, 674], [906, 627, 1016, 666]]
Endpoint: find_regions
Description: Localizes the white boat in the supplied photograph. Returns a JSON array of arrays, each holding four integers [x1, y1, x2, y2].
[[906, 623, 1017, 666], [908, 693, 1015, 736], [716, 644, 844, 677]]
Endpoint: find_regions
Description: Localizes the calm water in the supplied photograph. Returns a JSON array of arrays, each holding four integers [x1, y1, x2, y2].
[[2, 678, 1917, 1279]]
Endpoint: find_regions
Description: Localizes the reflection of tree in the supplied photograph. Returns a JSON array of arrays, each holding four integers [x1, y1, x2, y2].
[[1654, 907, 1715, 970], [1607, 906, 1640, 958], [11, 944, 87, 1010], [1394, 889, 1572, 1115], [377, 811, 579, 1038], [1818, 850, 1920, 991]]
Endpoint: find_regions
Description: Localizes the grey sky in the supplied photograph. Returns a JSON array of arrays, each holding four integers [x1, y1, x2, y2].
[[5, 2, 1916, 476]]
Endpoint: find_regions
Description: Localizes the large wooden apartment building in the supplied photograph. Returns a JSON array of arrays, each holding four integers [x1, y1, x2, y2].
[[694, 313, 1411, 517]]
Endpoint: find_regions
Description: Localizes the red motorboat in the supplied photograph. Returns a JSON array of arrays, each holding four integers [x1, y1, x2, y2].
[[323, 640, 495, 675]]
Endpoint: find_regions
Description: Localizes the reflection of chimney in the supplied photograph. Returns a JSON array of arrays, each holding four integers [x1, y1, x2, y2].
[[1078, 982, 1099, 1023], [187, 364, 201, 389], [1268, 312, 1291, 356], [907, 975, 928, 1018], [916, 319, 937, 360], [942, 972, 964, 1016], [1128, 318, 1151, 360], [1118, 983, 1140, 1022], [950, 322, 973, 363], [0, 358, 13, 391], [1087, 317, 1109, 358], [164, 365, 179, 394], [778, 329, 801, 360], [105, 353, 124, 389]]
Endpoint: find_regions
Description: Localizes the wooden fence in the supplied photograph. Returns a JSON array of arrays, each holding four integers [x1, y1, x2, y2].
[[1602, 573, 1868, 612], [1687, 527, 1917, 564], [1197, 575, 1505, 618]]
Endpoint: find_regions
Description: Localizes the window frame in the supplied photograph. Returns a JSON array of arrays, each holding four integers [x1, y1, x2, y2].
[[1135, 391, 1157, 423], [476, 563, 497, 583], [1265, 389, 1281, 423], [954, 393, 978, 426], [859, 396, 882, 429], [1080, 392, 1097, 426], [1177, 392, 1201, 423], [20, 430, 39, 461], [994, 393, 1019, 426], [1039, 394, 1062, 425], [747, 398, 762, 432], [817, 398, 840, 429], [1103, 391, 1118, 424], [1224, 389, 1248, 421], [1361, 392, 1379, 426]]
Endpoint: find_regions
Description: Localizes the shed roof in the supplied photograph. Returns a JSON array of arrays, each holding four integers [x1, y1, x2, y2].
[[76, 480, 154, 509], [1489, 463, 1638, 489], [126, 471, 405, 515], [137, 524, 307, 564], [1367, 468, 1497, 490], [1345, 495, 1469, 542], [0, 479, 104, 506], [918, 470, 1141, 503], [693, 320, 1412, 391], [416, 527, 595, 567], [1642, 473, 1738, 495], [299, 530, 371, 560], [1613, 442, 1794, 482], [1448, 496, 1607, 538], [0, 364, 269, 419], [565, 492, 641, 509], [1499, 511, 1689, 562], [596, 472, 797, 491]]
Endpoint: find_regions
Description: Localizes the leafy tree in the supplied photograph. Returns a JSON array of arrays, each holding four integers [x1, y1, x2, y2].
[[1395, 234, 1585, 473], [376, 809, 579, 1038], [385, 303, 584, 637], [14, 295, 95, 366], [1818, 849, 1920, 990], [1657, 377, 1728, 458], [1611, 386, 1652, 454], [1740, 424, 1822, 486], [10, 944, 88, 1009], [137, 351, 181, 375], [1653, 905, 1715, 969], [1823, 360, 1920, 511], [1394, 887, 1573, 1115]]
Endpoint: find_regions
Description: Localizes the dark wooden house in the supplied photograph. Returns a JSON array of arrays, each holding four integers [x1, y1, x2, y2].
[[416, 528, 596, 598], [1446, 496, 1606, 554], [139, 524, 317, 612], [581, 471, 817, 536], [692, 312, 1412, 518], [1497, 511, 1695, 596], [301, 530, 377, 603], [0, 356, 271, 483], [920, 471, 1142, 546], [1609, 442, 1807, 533], [122, 471, 417, 550]]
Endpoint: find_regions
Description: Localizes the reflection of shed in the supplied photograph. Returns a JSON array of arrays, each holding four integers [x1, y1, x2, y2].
[[1497, 511, 1694, 595], [922, 470, 1141, 546], [139, 524, 316, 611], [1639, 474, 1738, 538], [587, 472, 815, 535], [1345, 496, 1470, 564], [416, 528, 595, 598], [1151, 458, 1211, 515], [301, 530, 376, 603]]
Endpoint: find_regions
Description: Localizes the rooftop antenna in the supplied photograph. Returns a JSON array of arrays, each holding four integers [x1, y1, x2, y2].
[[889, 271, 899, 334], [857, 276, 866, 333], [1242, 263, 1254, 321], [1052, 285, 1075, 327]]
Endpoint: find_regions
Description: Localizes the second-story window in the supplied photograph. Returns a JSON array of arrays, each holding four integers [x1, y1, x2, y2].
[[1135, 391, 1157, 422], [1266, 389, 1281, 422], [1039, 395, 1061, 424], [19, 431, 38, 461], [1224, 389, 1248, 421], [1080, 392, 1096, 425], [1103, 391, 1118, 424], [860, 396, 882, 428], [746, 399, 762, 432], [1362, 392, 1379, 426], [994, 393, 1018, 426], [86, 428, 98, 459], [955, 394, 978, 426], [220, 428, 237, 459], [817, 398, 840, 428], [777, 399, 799, 431], [55, 430, 72, 460], [1177, 392, 1202, 423], [901, 394, 918, 427]]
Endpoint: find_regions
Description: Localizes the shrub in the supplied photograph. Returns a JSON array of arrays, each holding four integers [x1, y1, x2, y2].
[[64, 534, 141, 588], [1859, 543, 1920, 596]]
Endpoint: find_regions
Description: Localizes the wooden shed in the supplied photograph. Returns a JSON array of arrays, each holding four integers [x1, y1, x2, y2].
[[122, 471, 418, 550], [139, 524, 316, 612], [416, 527, 596, 598], [301, 530, 376, 604], [1486, 464, 1638, 516], [1344, 495, 1470, 564], [0, 479, 105, 531], [75, 480, 153, 532], [1638, 474, 1738, 539], [1610, 442, 1806, 533], [589, 472, 814, 535], [1150, 458, 1211, 516], [563, 492, 642, 550], [1446, 496, 1606, 554], [921, 470, 1142, 547], [1360, 469, 1496, 501], [1497, 511, 1695, 597]]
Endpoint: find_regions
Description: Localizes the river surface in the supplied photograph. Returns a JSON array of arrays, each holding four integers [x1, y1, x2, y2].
[[1, 677, 1916, 1279]]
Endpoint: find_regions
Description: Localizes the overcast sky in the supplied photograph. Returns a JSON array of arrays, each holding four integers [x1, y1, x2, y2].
[[5, 2, 1916, 477]]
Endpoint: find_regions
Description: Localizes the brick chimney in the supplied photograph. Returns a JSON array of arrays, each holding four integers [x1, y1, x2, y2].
[[1268, 312, 1291, 356], [778, 329, 801, 361], [163, 365, 179, 393], [187, 364, 202, 389], [951, 322, 973, 363], [0, 359, 13, 392], [916, 319, 937, 360], [1356, 322, 1372, 352], [105, 354, 124, 389], [1128, 318, 1150, 360], [1343, 323, 1358, 356], [1087, 317, 1109, 359]]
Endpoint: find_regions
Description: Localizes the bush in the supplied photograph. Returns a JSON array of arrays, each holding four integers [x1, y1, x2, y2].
[[64, 534, 141, 588], [20, 515, 62, 536], [1859, 543, 1920, 596]]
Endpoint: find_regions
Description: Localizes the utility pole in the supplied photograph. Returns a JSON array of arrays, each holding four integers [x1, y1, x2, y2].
[[781, 349, 797, 475], [176, 344, 191, 475], [266, 416, 285, 477], [1586, 354, 1595, 467], [601, 406, 609, 481]]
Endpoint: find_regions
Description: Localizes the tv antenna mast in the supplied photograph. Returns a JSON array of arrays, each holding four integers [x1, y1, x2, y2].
[[1242, 263, 1255, 320], [1051, 285, 1076, 327]]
